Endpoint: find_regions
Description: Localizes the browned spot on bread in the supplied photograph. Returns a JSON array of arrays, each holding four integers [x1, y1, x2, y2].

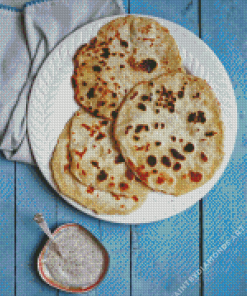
[[125, 125, 133, 135], [188, 111, 206, 123], [190, 171, 202, 182], [170, 149, 186, 160], [119, 182, 129, 191], [205, 131, 217, 136], [130, 91, 139, 100], [125, 168, 134, 180], [93, 110, 99, 117], [141, 95, 151, 101], [135, 124, 149, 133], [93, 65, 102, 72], [64, 164, 70, 172], [95, 132, 106, 141], [75, 148, 87, 158], [193, 92, 200, 98], [132, 195, 138, 202], [97, 170, 108, 181], [147, 155, 157, 167], [161, 156, 171, 167], [139, 59, 157, 73], [87, 88, 95, 99], [100, 47, 110, 58], [177, 90, 184, 98], [115, 154, 125, 164], [120, 39, 129, 47], [111, 110, 118, 118], [91, 161, 100, 168], [183, 143, 194, 152], [201, 152, 208, 162], [87, 186, 95, 193], [97, 101, 105, 107], [100, 120, 108, 125], [89, 37, 97, 48], [81, 124, 91, 131], [157, 176, 166, 184], [71, 77, 77, 88], [173, 162, 181, 171]]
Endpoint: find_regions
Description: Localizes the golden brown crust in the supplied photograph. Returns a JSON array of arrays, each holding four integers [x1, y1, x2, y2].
[[72, 15, 184, 120], [69, 109, 150, 197], [50, 120, 148, 215], [114, 72, 224, 195]]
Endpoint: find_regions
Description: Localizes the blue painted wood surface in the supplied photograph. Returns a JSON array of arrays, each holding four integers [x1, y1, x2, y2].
[[201, 1, 247, 295], [0, 154, 15, 295], [129, 1, 200, 295], [0, 0, 246, 295]]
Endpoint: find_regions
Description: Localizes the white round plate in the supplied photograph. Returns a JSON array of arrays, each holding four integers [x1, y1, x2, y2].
[[28, 14, 237, 224]]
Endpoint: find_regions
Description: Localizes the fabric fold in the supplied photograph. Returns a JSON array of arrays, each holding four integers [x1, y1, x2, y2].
[[0, 0, 125, 164]]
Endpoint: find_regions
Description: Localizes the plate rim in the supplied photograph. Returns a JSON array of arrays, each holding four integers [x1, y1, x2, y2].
[[27, 13, 238, 224]]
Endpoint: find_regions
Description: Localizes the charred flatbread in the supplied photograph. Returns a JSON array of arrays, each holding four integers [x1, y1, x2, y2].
[[50, 120, 147, 215], [114, 72, 224, 195], [72, 15, 184, 120], [69, 109, 150, 198]]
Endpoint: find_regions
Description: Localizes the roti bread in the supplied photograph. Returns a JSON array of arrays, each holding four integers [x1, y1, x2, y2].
[[114, 72, 224, 195], [72, 15, 184, 120], [69, 109, 150, 197], [50, 120, 147, 215]]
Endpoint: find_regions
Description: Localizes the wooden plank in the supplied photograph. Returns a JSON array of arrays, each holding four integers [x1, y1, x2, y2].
[[96, 222, 131, 296], [129, 1, 201, 295], [0, 154, 15, 295], [122, 0, 129, 13], [201, 0, 247, 295], [15, 163, 57, 296], [95, 2, 131, 295]]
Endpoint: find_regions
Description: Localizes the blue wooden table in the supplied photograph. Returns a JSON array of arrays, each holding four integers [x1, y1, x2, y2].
[[0, 0, 246, 295]]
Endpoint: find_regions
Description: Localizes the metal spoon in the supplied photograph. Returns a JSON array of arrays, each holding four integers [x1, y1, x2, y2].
[[34, 213, 63, 257]]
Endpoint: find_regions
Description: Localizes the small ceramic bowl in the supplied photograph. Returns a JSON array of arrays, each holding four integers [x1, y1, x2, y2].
[[37, 223, 110, 293]]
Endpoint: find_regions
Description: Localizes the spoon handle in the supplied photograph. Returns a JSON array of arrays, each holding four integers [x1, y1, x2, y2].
[[34, 213, 54, 241], [34, 213, 63, 257]]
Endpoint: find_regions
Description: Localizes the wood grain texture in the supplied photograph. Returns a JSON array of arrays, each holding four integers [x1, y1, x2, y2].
[[1, 1, 246, 296], [0, 154, 15, 296], [201, 0, 247, 295], [129, 1, 200, 295], [15, 163, 57, 296]]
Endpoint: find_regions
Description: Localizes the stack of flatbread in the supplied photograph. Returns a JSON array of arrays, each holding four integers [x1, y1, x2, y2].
[[51, 16, 224, 215]]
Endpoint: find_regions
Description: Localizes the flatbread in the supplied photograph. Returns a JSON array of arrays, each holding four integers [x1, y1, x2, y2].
[[72, 15, 184, 120], [69, 109, 150, 198], [114, 72, 224, 195], [51, 120, 147, 215]]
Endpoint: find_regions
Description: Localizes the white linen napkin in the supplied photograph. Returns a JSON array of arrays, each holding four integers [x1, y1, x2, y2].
[[0, 0, 125, 165]]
